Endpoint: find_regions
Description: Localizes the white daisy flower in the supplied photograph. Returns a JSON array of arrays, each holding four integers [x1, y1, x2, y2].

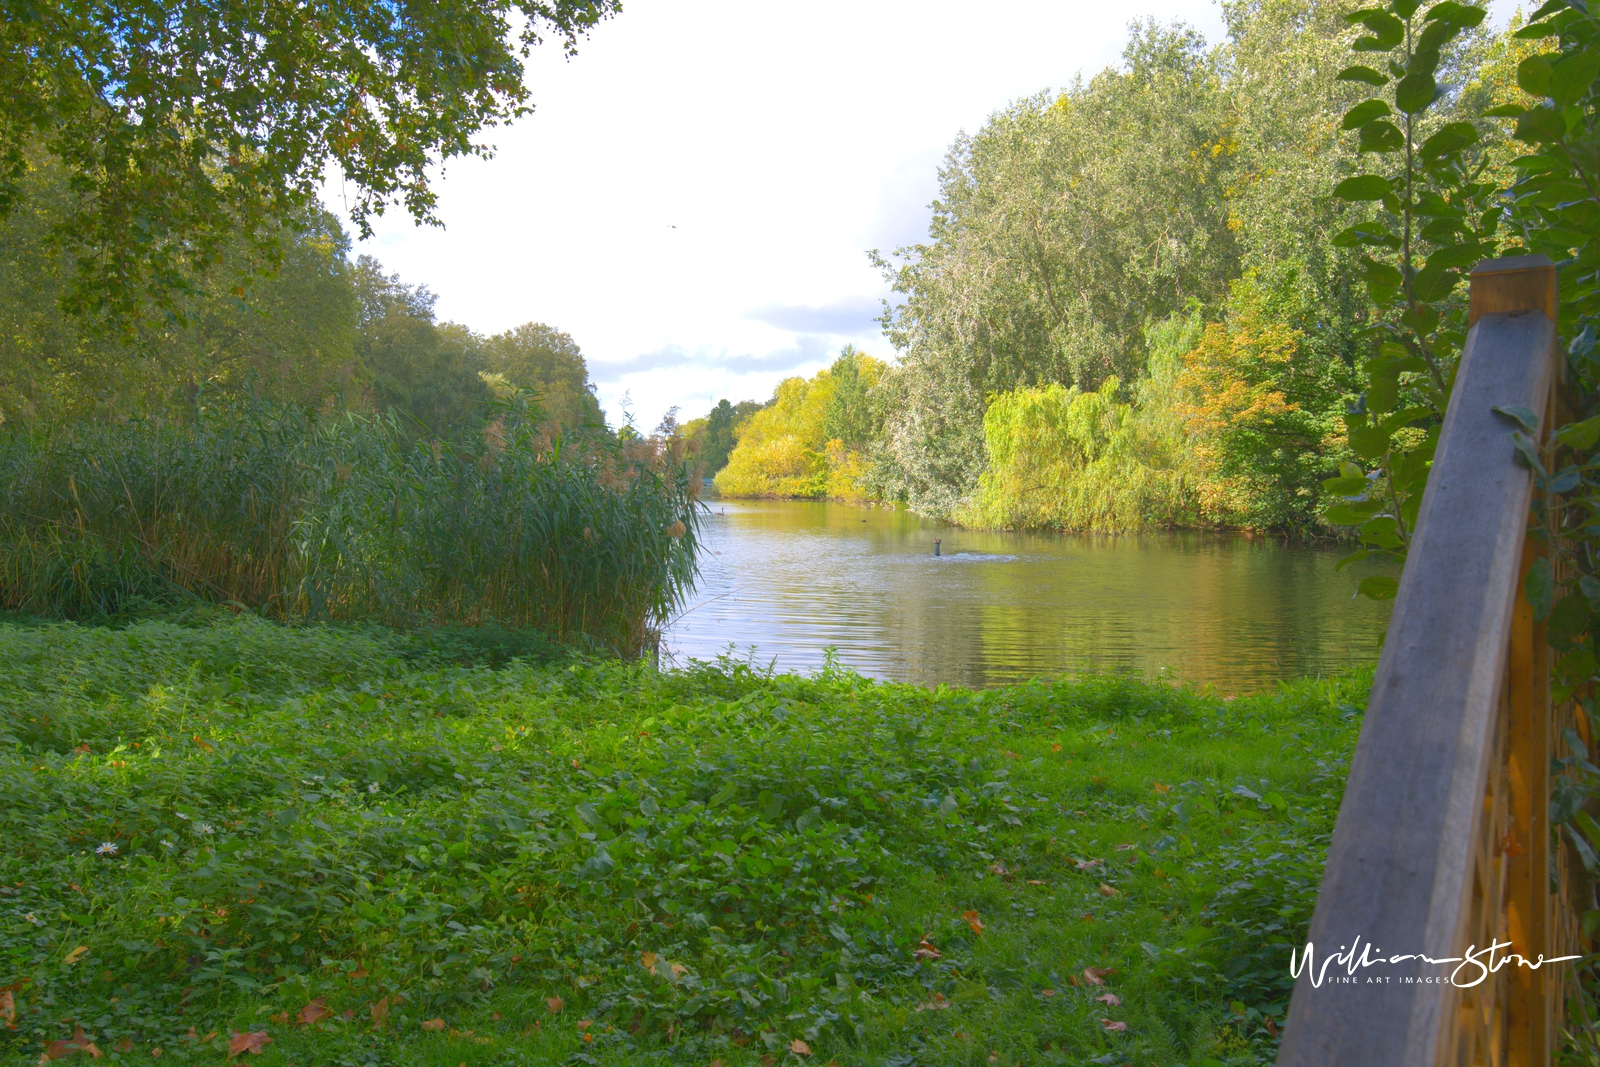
[[95, 842, 118, 855], [367, 782, 379, 794], [194, 822, 214, 835]]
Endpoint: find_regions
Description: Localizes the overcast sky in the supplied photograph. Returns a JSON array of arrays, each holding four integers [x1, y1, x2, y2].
[[328, 0, 1520, 432]]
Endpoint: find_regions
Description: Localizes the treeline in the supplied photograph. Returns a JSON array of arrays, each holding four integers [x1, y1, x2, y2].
[[697, 1, 1535, 534], [0, 156, 707, 650], [0, 154, 601, 434]]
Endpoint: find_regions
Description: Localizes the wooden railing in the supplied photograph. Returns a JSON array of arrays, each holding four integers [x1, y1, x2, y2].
[[1278, 255, 1585, 1066]]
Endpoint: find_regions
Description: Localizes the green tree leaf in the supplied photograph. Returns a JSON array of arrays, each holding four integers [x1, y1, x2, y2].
[[1552, 48, 1600, 108], [1358, 575, 1399, 600], [1343, 100, 1393, 129], [1419, 122, 1480, 163], [1395, 70, 1439, 114], [1337, 65, 1391, 86], [1359, 120, 1406, 152], [1335, 175, 1393, 201], [1519, 53, 1555, 97], [1526, 557, 1554, 622]]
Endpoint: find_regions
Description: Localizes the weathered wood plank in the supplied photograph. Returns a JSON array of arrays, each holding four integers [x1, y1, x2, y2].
[[1277, 257, 1558, 1066]]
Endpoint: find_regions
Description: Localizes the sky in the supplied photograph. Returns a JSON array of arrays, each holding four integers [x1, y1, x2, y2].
[[328, 0, 1521, 432]]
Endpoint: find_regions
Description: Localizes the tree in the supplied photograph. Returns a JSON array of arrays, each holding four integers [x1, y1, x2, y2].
[[479, 323, 600, 430], [352, 257, 488, 434], [0, 0, 619, 323]]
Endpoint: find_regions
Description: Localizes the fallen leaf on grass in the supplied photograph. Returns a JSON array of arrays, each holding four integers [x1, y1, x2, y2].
[[1098, 884, 1121, 898], [340, 1010, 355, 1023], [1, 990, 13, 1028], [1025, 879, 1047, 886], [62, 947, 88, 966], [961, 910, 984, 936], [491, 1012, 501, 1022], [1100, 1019, 1128, 1032], [988, 861, 1009, 878], [546, 996, 564, 1013], [1266, 1016, 1280, 1038], [1082, 967, 1114, 986], [576, 1020, 592, 1031], [420, 1019, 445, 1032], [1002, 750, 1020, 759], [1114, 844, 1136, 852], [1073, 858, 1103, 871], [370, 998, 389, 1029], [760, 1056, 775, 1067], [40, 1024, 100, 1061], [1051, 743, 1063, 752], [1039, 989, 1055, 997], [913, 939, 941, 962], [74, 744, 90, 756], [1152, 781, 1170, 794], [790, 1039, 812, 1056], [268, 1013, 288, 1025], [915, 993, 951, 1012], [149, 1051, 161, 1059], [297, 999, 329, 1026], [1081, 912, 1094, 922], [112, 1039, 132, 1053], [227, 1031, 271, 1058], [640, 952, 658, 969], [1095, 993, 1121, 1007]]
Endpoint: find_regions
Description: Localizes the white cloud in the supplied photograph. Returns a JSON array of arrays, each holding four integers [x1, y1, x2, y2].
[[328, 0, 1523, 431]]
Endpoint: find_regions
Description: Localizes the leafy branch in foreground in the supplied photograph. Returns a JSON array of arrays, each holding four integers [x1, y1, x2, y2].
[[0, 0, 619, 325], [1322, 0, 1497, 600]]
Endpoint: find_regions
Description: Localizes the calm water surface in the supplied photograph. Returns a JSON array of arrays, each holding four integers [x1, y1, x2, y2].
[[661, 499, 1394, 691]]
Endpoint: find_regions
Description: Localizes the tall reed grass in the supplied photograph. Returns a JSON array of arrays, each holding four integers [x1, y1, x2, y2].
[[0, 396, 701, 654]]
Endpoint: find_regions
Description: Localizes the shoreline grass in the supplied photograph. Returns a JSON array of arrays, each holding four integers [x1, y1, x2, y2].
[[0, 616, 1365, 1066]]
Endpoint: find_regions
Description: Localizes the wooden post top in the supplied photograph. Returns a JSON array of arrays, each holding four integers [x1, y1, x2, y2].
[[1469, 254, 1557, 328]]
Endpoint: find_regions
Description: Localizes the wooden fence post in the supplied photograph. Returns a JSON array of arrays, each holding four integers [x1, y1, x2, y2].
[[1277, 255, 1561, 1066]]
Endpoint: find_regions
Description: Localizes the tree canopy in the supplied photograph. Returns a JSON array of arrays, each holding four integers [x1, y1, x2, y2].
[[0, 0, 619, 322]]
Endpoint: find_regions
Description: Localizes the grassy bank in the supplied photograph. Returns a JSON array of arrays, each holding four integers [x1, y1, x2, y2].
[[0, 616, 1365, 1066], [0, 396, 699, 654]]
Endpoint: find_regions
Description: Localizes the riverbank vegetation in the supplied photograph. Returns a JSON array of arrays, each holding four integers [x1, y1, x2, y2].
[[697, 2, 1542, 535], [0, 394, 700, 656], [0, 614, 1366, 1066]]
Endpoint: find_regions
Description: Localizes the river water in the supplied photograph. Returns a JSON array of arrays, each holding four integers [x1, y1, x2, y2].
[[660, 499, 1394, 691]]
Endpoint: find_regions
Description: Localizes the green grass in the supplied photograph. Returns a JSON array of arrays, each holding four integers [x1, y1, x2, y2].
[[0, 616, 1368, 1066]]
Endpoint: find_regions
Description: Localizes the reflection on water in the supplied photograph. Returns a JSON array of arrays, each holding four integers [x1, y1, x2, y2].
[[662, 499, 1394, 692]]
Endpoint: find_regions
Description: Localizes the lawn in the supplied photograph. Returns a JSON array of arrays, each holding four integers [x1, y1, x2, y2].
[[0, 614, 1367, 1066]]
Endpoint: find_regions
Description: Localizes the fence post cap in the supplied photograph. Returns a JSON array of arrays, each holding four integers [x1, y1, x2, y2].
[[1468, 254, 1557, 327]]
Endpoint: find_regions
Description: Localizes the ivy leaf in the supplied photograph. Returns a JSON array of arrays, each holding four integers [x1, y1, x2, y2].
[[1342, 99, 1392, 129], [1337, 65, 1390, 86]]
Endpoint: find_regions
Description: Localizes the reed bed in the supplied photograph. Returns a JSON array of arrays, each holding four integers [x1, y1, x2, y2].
[[0, 396, 701, 653]]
